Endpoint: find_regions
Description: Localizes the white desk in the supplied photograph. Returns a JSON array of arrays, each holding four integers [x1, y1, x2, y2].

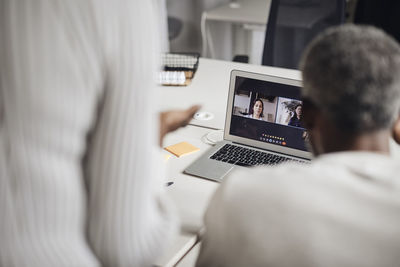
[[163, 125, 219, 233], [154, 125, 217, 266], [175, 243, 201, 267], [159, 58, 301, 130], [154, 233, 198, 267], [156, 58, 301, 266]]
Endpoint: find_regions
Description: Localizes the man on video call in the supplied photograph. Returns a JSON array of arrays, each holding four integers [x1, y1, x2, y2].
[[196, 25, 400, 267]]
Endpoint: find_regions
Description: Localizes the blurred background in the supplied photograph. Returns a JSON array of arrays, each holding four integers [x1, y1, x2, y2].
[[165, 0, 400, 68]]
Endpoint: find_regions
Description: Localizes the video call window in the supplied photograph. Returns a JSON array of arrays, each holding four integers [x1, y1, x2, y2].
[[233, 94, 304, 129], [229, 76, 308, 152]]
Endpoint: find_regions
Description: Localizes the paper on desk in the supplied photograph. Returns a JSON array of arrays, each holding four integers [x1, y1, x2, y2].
[[164, 141, 200, 157]]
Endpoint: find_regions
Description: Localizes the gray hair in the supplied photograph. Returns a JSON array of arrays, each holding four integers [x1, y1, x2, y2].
[[300, 24, 400, 133]]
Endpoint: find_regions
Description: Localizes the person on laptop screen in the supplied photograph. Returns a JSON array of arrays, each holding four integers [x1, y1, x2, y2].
[[245, 98, 265, 121], [288, 103, 303, 127], [196, 25, 400, 267]]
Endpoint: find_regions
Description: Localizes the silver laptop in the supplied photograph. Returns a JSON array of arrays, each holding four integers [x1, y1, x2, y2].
[[184, 70, 312, 182]]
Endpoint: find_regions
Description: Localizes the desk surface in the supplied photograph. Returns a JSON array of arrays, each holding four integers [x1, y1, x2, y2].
[[154, 232, 198, 267], [159, 58, 302, 130], [163, 125, 219, 233], [205, 0, 271, 25], [157, 58, 301, 266], [154, 125, 218, 266]]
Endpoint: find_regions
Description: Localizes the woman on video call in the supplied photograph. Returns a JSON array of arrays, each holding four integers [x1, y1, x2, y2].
[[288, 103, 302, 127], [245, 98, 265, 121]]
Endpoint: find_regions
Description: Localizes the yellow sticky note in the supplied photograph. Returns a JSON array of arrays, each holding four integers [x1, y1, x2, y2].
[[164, 141, 200, 157]]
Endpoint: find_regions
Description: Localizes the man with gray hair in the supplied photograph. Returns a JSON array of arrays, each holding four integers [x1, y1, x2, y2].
[[196, 25, 400, 267]]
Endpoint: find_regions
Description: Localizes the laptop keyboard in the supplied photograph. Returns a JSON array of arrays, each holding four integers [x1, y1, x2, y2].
[[210, 144, 305, 167]]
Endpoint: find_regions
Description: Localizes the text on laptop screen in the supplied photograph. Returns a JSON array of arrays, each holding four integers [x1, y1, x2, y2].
[[230, 76, 308, 151]]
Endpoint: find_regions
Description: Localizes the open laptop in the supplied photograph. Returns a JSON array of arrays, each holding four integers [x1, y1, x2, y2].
[[184, 70, 312, 182]]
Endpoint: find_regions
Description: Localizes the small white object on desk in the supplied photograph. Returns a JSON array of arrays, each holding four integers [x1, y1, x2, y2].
[[193, 111, 214, 121], [204, 130, 224, 145], [159, 71, 186, 85], [202, 129, 224, 146]]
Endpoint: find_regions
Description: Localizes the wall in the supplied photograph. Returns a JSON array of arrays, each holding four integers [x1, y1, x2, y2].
[[167, 0, 231, 56], [166, 0, 266, 62]]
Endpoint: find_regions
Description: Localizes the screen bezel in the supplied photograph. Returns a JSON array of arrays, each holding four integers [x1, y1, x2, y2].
[[224, 70, 312, 160]]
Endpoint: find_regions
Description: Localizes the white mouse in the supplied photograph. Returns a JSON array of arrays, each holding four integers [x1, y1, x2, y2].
[[194, 112, 214, 121]]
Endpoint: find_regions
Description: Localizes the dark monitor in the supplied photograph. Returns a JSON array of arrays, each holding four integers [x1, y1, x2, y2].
[[354, 0, 400, 43], [262, 0, 346, 69]]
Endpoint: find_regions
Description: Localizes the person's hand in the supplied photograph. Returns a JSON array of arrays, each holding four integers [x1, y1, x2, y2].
[[159, 105, 201, 146]]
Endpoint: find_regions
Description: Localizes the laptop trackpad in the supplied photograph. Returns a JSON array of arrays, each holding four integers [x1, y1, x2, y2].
[[184, 160, 234, 182]]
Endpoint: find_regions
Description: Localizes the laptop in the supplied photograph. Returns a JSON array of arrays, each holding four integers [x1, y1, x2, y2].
[[184, 70, 312, 182]]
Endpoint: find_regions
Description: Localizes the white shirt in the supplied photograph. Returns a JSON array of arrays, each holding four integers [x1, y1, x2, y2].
[[0, 1, 176, 266], [196, 152, 400, 267], [245, 114, 265, 121]]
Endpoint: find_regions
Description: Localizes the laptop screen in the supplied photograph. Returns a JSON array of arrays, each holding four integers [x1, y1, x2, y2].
[[229, 75, 308, 152]]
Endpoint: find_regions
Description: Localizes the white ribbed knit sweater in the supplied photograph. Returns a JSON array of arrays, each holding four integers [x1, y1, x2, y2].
[[0, 1, 176, 266]]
